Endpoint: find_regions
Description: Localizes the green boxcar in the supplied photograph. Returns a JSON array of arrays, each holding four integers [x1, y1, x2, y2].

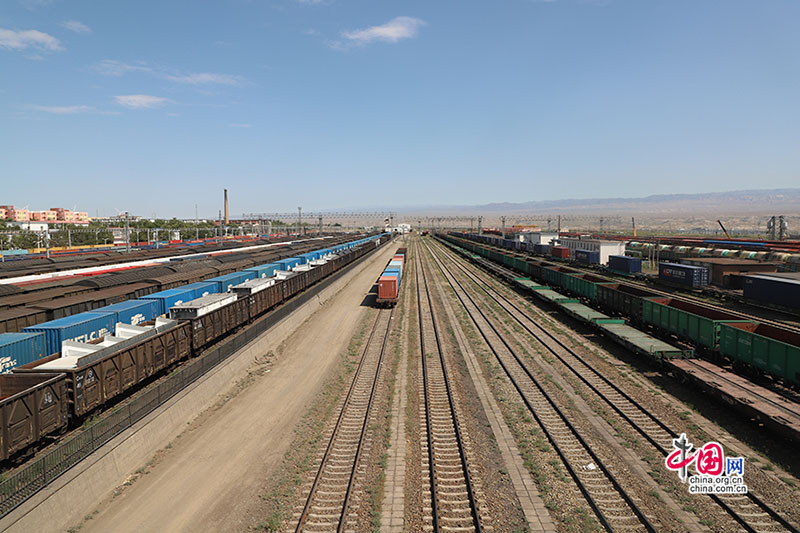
[[525, 260, 543, 280], [596, 283, 661, 323], [719, 322, 800, 386], [512, 256, 528, 273], [641, 297, 750, 350], [565, 273, 609, 302], [552, 267, 580, 292], [596, 319, 694, 360], [540, 266, 563, 287]]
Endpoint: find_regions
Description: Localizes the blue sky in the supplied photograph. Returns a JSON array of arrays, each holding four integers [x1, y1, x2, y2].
[[2, 0, 799, 218]]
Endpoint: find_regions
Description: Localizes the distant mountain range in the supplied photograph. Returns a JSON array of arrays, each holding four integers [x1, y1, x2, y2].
[[401, 188, 800, 216]]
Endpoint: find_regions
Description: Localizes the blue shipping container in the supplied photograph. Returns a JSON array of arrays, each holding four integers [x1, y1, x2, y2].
[[575, 249, 601, 264], [277, 258, 301, 271], [206, 271, 257, 293], [608, 255, 642, 273], [246, 263, 280, 279], [658, 263, 709, 288], [181, 281, 219, 298], [141, 288, 197, 316], [0, 332, 47, 373], [95, 299, 159, 326], [743, 274, 800, 311], [24, 312, 117, 356]]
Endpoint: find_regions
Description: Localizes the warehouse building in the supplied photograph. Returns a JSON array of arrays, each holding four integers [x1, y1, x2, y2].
[[558, 237, 625, 265], [514, 232, 559, 246]]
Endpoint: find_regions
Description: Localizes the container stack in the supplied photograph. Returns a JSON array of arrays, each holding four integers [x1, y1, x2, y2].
[[377, 248, 407, 306]]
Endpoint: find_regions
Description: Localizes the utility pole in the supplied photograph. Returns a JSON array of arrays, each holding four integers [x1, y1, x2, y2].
[[297, 207, 302, 237], [125, 212, 131, 254], [557, 215, 561, 235], [318, 215, 323, 235], [478, 216, 483, 235], [501, 216, 506, 239], [44, 228, 50, 258], [218, 210, 222, 243], [67, 228, 72, 249], [195, 204, 199, 239]]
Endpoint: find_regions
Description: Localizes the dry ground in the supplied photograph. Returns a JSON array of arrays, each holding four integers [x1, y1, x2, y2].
[[73, 243, 399, 533]]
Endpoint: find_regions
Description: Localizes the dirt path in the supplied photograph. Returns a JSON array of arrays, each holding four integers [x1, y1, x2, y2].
[[77, 244, 399, 533]]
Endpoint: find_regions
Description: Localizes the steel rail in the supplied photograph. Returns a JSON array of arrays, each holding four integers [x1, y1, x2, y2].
[[415, 242, 483, 533], [295, 306, 393, 532], [434, 236, 799, 533], [423, 239, 657, 532]]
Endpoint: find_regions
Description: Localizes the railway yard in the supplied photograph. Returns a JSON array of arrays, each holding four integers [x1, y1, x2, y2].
[[0, 233, 799, 532]]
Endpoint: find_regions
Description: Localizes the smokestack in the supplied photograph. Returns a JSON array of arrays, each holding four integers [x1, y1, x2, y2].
[[224, 189, 229, 224]]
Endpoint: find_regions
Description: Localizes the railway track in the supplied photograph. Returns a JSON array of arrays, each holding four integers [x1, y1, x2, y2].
[[422, 239, 657, 532], [415, 243, 484, 532], [672, 358, 800, 430], [430, 238, 799, 533], [463, 238, 800, 333], [295, 306, 393, 532], [621, 275, 800, 333]]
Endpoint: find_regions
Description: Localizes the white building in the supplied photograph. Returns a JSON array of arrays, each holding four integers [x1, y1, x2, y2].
[[558, 237, 626, 265], [515, 232, 559, 246]]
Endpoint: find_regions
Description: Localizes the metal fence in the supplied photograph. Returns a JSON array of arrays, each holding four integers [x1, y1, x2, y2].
[[0, 242, 378, 519]]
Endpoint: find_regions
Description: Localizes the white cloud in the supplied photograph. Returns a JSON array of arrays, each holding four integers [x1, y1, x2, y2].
[[164, 72, 242, 86], [61, 20, 92, 33], [93, 60, 243, 86], [341, 16, 425, 45], [92, 59, 152, 76], [0, 28, 63, 52], [31, 105, 93, 114], [114, 94, 169, 109], [229, 123, 252, 128]]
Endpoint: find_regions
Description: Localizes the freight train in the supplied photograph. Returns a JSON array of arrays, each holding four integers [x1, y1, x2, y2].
[[0, 234, 389, 460], [376, 248, 407, 306], [443, 233, 800, 389], [0, 236, 366, 335]]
